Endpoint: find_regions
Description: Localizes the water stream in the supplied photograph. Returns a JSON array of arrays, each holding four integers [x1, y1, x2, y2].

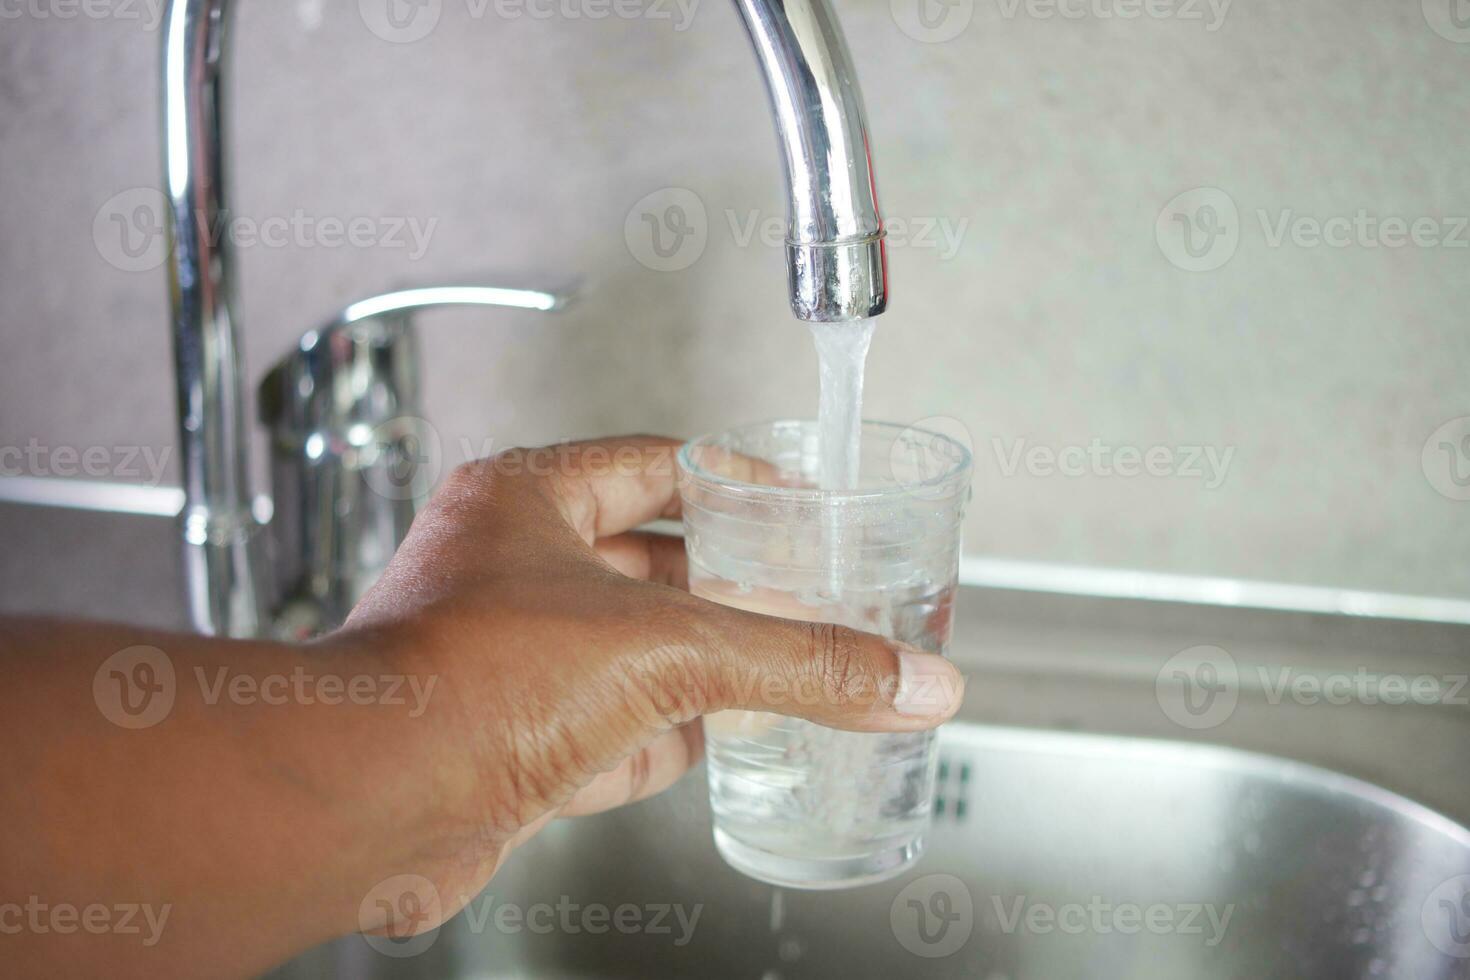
[[809, 317, 876, 491]]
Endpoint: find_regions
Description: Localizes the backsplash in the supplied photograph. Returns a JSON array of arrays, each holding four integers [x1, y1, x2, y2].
[[2, 0, 1468, 598]]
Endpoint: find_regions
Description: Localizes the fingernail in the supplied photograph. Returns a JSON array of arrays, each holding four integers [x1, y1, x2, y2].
[[893, 647, 965, 717]]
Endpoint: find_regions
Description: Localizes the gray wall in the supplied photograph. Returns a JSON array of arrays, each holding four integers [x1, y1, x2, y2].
[[3, 0, 1469, 600]]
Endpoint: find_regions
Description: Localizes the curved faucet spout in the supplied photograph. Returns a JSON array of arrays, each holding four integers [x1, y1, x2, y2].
[[161, 0, 888, 636], [733, 0, 888, 321]]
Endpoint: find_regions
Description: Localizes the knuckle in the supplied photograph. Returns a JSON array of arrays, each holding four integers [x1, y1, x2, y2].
[[442, 454, 517, 502], [450, 452, 506, 486], [456, 446, 541, 485], [807, 622, 867, 709], [483, 702, 587, 833], [448, 458, 486, 484], [616, 640, 713, 729]]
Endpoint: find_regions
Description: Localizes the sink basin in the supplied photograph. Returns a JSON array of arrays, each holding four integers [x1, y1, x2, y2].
[[286, 722, 1470, 980], [3, 503, 1463, 979]]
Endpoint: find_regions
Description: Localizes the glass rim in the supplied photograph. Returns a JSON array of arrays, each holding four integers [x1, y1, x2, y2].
[[677, 419, 973, 503]]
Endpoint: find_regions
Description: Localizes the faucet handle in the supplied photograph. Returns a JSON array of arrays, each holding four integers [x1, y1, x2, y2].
[[329, 282, 576, 325], [258, 280, 573, 635], [259, 278, 577, 456]]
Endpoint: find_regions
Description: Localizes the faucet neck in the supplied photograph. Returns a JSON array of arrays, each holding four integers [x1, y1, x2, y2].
[[164, 0, 268, 637], [733, 0, 888, 320]]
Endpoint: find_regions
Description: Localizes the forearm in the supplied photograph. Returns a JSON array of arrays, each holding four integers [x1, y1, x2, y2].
[[0, 616, 451, 979], [0, 437, 968, 977]]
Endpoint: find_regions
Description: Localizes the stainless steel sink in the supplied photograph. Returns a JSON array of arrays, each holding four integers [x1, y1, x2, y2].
[[283, 721, 1470, 980], [266, 588, 1470, 979], [5, 502, 1468, 978]]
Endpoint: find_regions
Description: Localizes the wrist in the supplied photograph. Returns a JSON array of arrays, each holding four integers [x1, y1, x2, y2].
[[309, 623, 510, 936]]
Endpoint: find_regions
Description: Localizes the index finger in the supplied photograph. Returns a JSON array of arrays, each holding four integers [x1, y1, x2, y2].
[[538, 435, 686, 544], [533, 434, 785, 545]]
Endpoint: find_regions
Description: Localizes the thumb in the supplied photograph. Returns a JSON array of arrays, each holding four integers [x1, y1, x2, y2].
[[623, 595, 966, 733]]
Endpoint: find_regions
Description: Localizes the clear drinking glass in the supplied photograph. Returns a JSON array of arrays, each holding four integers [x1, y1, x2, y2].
[[677, 420, 973, 889]]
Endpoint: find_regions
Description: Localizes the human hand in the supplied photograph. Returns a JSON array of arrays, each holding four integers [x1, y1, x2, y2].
[[336, 435, 966, 938]]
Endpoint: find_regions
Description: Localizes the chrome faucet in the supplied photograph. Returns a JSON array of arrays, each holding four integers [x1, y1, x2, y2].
[[161, 0, 888, 638]]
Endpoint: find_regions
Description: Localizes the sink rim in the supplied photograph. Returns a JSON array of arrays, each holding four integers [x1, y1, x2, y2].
[[939, 720, 1470, 849]]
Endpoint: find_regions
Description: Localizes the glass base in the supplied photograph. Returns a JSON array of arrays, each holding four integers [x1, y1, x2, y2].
[[712, 827, 924, 890]]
